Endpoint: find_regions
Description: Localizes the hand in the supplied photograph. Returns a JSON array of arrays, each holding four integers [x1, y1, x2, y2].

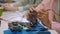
[[3, 3, 15, 11]]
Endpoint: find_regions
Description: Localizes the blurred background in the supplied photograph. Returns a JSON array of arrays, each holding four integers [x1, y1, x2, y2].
[[0, 0, 60, 34]]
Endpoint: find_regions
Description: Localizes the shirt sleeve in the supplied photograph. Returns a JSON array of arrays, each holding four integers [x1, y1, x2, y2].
[[35, 0, 58, 28]]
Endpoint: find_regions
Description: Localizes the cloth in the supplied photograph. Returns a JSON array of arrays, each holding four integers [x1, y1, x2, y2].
[[52, 21, 60, 34], [35, 0, 60, 33], [1, 10, 29, 22], [4, 22, 51, 34], [35, 0, 58, 21], [9, 15, 30, 22]]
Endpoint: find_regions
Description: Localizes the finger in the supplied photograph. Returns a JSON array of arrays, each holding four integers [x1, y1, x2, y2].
[[31, 7, 35, 10], [3, 3, 10, 7], [30, 8, 33, 12]]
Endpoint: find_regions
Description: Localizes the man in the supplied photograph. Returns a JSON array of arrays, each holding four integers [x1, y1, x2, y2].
[[3, 0, 52, 30], [3, 0, 59, 34]]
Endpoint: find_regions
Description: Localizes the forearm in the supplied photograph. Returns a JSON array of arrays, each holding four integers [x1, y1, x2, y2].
[[10, 7, 18, 11], [7, 6, 24, 11], [8, 5, 32, 11]]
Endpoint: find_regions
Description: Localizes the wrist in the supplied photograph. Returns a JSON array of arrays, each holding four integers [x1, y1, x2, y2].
[[18, 7, 23, 11], [12, 7, 18, 11]]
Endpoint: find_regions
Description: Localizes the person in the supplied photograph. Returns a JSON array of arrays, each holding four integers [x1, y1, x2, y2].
[[2, 0, 42, 21], [3, 0, 42, 11], [3, 0, 52, 29], [3, 0, 52, 34], [2, 0, 59, 34], [35, 0, 60, 34]]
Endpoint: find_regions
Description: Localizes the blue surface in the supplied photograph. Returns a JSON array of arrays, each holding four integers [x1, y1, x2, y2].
[[4, 22, 51, 34]]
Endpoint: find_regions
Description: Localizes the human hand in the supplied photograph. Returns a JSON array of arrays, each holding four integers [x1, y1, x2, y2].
[[3, 3, 14, 11]]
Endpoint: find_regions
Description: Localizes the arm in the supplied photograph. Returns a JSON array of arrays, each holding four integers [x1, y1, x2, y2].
[[35, 0, 57, 22], [3, 0, 42, 11], [35, 0, 58, 28]]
